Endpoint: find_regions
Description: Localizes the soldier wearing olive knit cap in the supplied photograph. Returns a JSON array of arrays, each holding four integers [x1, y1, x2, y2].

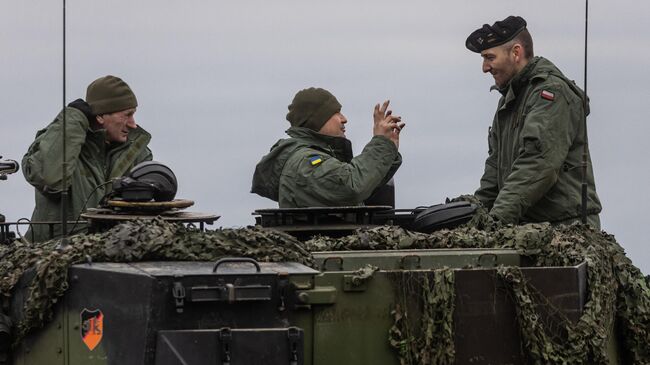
[[22, 75, 153, 242], [251, 87, 405, 208]]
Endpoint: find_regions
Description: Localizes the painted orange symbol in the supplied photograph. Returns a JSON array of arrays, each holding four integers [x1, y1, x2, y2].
[[80, 309, 103, 351]]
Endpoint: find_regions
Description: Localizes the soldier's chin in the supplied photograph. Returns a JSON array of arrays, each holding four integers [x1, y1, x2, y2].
[[110, 134, 128, 143]]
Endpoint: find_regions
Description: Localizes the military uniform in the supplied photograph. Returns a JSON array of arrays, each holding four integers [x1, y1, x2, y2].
[[475, 56, 601, 226], [22, 76, 152, 242], [252, 127, 401, 207]]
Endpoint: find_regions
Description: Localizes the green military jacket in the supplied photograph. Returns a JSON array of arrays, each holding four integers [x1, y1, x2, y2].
[[22, 107, 152, 242], [251, 127, 401, 207], [475, 57, 602, 226]]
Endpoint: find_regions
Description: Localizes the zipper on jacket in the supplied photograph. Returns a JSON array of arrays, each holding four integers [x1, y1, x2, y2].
[[511, 85, 531, 130]]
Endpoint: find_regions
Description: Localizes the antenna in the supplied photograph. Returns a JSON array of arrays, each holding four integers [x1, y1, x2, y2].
[[580, 0, 589, 224], [60, 0, 69, 246]]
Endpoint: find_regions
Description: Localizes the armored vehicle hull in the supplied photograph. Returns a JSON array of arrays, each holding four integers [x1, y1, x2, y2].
[[3, 205, 642, 364], [10, 251, 619, 365]]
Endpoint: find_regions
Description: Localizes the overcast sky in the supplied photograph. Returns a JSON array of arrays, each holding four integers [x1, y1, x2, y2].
[[1, 1, 648, 274]]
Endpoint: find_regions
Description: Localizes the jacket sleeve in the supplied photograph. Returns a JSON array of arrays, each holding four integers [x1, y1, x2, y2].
[[490, 83, 580, 223], [475, 121, 499, 210], [378, 152, 402, 187], [22, 107, 90, 194], [289, 135, 400, 206]]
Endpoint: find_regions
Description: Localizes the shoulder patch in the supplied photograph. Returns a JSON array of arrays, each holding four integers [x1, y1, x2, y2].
[[540, 90, 555, 101], [308, 155, 323, 166]]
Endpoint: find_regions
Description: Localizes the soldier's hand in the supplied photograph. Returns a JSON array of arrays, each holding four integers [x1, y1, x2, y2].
[[373, 100, 405, 148], [68, 98, 94, 122]]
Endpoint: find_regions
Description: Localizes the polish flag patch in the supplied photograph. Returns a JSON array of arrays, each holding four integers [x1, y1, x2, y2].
[[541, 90, 555, 101]]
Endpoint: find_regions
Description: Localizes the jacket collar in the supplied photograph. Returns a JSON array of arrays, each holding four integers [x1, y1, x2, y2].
[[496, 56, 541, 109], [286, 127, 353, 162], [86, 125, 151, 150]]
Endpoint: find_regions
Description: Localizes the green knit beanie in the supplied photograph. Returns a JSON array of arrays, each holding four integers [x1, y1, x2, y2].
[[86, 75, 138, 115], [286, 88, 342, 131]]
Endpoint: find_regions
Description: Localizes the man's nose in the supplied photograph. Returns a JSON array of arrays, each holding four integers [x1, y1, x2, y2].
[[127, 117, 137, 128], [482, 61, 491, 73]]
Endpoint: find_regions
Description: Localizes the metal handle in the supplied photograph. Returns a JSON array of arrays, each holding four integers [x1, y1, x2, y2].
[[399, 254, 421, 269], [478, 253, 498, 268], [321, 256, 343, 271], [213, 257, 262, 273]]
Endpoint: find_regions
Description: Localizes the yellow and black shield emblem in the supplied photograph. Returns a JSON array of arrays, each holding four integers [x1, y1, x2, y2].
[[80, 308, 104, 351]]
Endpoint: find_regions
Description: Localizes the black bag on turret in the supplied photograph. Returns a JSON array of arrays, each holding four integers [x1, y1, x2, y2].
[[411, 201, 477, 233]]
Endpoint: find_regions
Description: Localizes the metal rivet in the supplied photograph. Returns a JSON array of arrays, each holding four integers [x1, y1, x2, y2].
[[298, 292, 309, 303]]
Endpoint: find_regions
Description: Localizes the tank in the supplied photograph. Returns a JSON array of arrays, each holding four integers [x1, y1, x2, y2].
[[1, 203, 636, 365]]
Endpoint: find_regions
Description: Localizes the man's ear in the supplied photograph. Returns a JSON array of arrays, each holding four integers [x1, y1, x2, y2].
[[95, 115, 104, 126], [512, 44, 523, 62]]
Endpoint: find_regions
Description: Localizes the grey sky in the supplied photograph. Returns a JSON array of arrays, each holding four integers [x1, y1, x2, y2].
[[1, 1, 648, 274]]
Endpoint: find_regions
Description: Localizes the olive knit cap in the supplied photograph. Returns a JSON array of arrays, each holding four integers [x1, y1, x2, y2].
[[86, 75, 138, 115], [286, 88, 342, 131]]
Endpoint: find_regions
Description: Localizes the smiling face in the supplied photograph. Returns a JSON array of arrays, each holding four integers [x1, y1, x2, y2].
[[96, 108, 137, 143], [481, 43, 520, 88], [318, 112, 348, 138]]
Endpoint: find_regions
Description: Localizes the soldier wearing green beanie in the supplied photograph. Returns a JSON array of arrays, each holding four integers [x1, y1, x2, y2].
[[252, 87, 405, 208], [22, 75, 153, 242]]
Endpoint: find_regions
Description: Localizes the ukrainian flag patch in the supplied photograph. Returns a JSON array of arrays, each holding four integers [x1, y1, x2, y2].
[[309, 155, 323, 166]]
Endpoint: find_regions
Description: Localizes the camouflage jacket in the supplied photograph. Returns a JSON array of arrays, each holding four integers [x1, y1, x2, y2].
[[22, 106, 152, 242], [251, 127, 401, 207], [475, 57, 602, 225]]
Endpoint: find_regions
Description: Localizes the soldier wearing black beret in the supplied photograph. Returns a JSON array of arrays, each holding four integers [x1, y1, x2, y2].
[[467, 16, 602, 228]]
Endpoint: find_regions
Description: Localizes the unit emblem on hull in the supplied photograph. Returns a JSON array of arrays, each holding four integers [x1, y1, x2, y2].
[[80, 308, 104, 351]]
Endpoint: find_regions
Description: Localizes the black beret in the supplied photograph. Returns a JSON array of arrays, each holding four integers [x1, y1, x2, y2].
[[466, 16, 527, 53]]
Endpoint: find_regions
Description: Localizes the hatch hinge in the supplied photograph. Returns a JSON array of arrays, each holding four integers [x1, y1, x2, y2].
[[172, 281, 186, 314], [219, 328, 232, 365], [287, 327, 301, 365]]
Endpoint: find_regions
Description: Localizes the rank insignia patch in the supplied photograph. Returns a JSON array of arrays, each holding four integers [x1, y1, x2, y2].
[[81, 308, 104, 351], [309, 155, 323, 166], [541, 90, 555, 101]]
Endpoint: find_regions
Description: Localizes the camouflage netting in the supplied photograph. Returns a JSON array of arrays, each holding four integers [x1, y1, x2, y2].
[[0, 196, 648, 364], [388, 269, 455, 365], [306, 196, 650, 365], [0, 219, 311, 344]]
